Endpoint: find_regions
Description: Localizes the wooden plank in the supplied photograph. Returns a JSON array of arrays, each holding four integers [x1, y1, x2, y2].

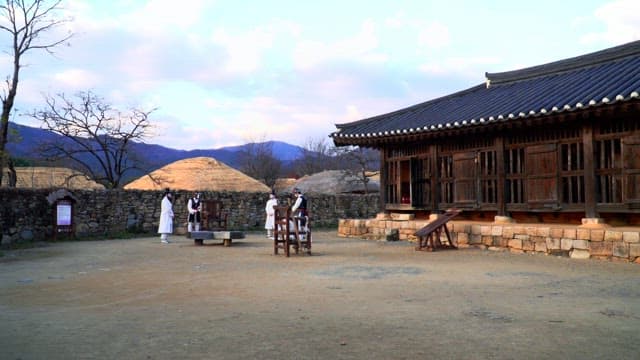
[[526, 143, 558, 206], [415, 209, 461, 237], [623, 135, 640, 206], [453, 152, 477, 205], [191, 230, 245, 240], [414, 209, 461, 251], [191, 230, 245, 246]]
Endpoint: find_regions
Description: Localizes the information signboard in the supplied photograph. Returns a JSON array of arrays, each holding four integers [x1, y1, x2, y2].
[[56, 202, 72, 226]]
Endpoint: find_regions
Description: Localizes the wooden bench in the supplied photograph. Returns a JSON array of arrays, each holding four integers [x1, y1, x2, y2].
[[414, 209, 461, 251], [191, 230, 245, 247]]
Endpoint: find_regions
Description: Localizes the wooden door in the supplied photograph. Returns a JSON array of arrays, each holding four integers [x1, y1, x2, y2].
[[526, 144, 559, 208], [453, 151, 477, 207], [623, 135, 640, 207], [384, 160, 399, 204], [411, 157, 432, 207]]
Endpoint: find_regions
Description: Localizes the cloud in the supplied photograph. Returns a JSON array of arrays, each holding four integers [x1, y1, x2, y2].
[[385, 12, 451, 49], [211, 27, 274, 75], [344, 105, 362, 122], [419, 56, 500, 79], [62, 1, 229, 85], [12, 1, 633, 152], [292, 19, 385, 70], [52, 68, 103, 90], [418, 22, 451, 49], [119, 0, 210, 34], [150, 90, 344, 150], [580, 0, 640, 44]]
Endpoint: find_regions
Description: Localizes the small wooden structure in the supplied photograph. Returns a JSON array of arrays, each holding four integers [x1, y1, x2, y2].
[[200, 199, 228, 231], [189, 199, 241, 246], [190, 230, 245, 246], [273, 205, 312, 257], [415, 209, 461, 251]]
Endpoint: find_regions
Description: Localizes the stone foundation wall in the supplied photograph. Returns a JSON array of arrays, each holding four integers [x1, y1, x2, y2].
[[339, 216, 640, 264], [0, 188, 379, 245]]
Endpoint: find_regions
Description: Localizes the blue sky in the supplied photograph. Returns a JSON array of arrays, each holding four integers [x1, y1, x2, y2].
[[3, 0, 640, 150]]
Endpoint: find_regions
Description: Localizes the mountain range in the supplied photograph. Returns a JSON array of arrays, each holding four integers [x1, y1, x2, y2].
[[6, 121, 308, 180]]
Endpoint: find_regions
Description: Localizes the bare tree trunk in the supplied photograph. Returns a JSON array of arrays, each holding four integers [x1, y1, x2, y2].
[[0, 0, 72, 187], [7, 157, 16, 187], [0, 60, 18, 186]]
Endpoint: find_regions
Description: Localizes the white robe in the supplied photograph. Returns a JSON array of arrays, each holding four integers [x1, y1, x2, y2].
[[264, 198, 278, 230], [157, 196, 174, 234]]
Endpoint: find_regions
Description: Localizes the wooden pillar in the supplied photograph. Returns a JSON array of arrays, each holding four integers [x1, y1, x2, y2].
[[430, 144, 439, 212], [379, 148, 387, 214], [495, 136, 506, 216], [582, 123, 598, 218]]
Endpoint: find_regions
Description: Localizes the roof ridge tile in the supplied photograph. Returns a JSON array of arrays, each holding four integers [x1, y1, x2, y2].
[[486, 40, 640, 85]]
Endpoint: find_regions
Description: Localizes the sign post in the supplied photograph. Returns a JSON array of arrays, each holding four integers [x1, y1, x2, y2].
[[54, 198, 75, 240]]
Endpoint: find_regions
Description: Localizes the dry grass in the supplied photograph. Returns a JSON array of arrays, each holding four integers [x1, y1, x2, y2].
[[292, 169, 380, 194], [1, 167, 104, 189], [124, 156, 271, 192]]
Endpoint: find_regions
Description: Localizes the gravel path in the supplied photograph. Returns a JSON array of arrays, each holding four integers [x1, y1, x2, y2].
[[1, 231, 639, 360]]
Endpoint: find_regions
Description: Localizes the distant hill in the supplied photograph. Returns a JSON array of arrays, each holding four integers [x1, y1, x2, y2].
[[6, 121, 307, 182]]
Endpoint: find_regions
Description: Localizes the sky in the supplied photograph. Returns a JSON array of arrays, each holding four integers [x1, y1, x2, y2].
[[2, 0, 640, 151]]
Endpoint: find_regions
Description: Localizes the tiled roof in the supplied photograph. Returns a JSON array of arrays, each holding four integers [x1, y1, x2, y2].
[[331, 40, 640, 144]]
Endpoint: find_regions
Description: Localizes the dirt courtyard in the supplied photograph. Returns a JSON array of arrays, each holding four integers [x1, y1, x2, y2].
[[1, 230, 639, 360]]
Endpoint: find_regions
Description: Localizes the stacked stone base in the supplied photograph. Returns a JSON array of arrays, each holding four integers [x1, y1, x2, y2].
[[338, 216, 640, 264]]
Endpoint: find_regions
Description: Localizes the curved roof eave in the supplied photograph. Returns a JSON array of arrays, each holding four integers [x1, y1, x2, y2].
[[331, 92, 640, 146], [331, 40, 640, 146]]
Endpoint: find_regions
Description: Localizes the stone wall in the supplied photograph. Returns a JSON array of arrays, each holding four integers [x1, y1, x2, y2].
[[339, 216, 640, 264], [0, 188, 379, 245]]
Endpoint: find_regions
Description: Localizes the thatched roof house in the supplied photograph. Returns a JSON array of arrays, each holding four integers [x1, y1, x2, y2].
[[273, 177, 297, 193], [290, 170, 380, 194], [1, 167, 104, 189], [124, 157, 271, 192]]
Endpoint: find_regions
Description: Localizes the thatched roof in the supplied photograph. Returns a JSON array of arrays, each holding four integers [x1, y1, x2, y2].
[[1, 167, 104, 189], [124, 157, 271, 192], [273, 178, 297, 193], [290, 170, 379, 194]]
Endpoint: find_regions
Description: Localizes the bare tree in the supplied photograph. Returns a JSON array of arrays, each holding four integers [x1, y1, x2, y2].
[[334, 145, 380, 195], [29, 91, 155, 189], [238, 137, 282, 189], [0, 0, 72, 186], [295, 136, 338, 176]]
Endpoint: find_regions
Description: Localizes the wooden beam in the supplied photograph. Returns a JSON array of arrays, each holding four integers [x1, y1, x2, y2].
[[430, 144, 439, 211], [379, 149, 387, 213], [495, 135, 506, 216], [582, 122, 598, 218]]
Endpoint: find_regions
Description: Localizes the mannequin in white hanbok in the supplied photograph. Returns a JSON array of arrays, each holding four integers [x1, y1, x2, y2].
[[157, 190, 174, 243], [264, 193, 278, 238]]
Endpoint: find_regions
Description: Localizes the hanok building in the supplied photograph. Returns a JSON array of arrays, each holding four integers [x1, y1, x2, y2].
[[331, 40, 640, 227]]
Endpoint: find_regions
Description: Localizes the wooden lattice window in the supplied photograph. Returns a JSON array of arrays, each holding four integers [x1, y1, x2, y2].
[[479, 150, 497, 204], [594, 117, 640, 206], [594, 138, 622, 203], [622, 136, 640, 206], [438, 155, 454, 204], [505, 147, 525, 203], [385, 160, 399, 204], [411, 157, 431, 207], [560, 142, 585, 204]]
